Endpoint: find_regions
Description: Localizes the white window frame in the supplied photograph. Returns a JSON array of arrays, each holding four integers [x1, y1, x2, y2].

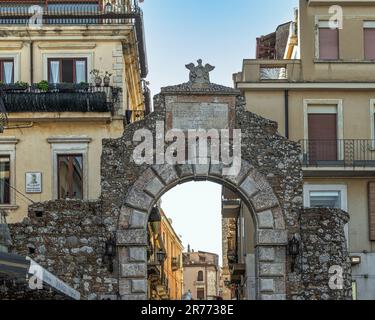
[[0, 137, 19, 210], [303, 184, 349, 243], [42, 53, 93, 83], [303, 99, 344, 160], [315, 19, 339, 60], [0, 53, 20, 83], [48, 136, 91, 200]]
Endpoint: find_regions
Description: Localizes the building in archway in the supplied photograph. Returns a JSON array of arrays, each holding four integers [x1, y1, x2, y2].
[[182, 249, 220, 300], [234, 0, 375, 300], [146, 206, 183, 300]]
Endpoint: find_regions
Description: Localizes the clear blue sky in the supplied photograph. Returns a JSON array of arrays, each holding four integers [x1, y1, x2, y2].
[[141, 0, 298, 95], [140, 0, 298, 260]]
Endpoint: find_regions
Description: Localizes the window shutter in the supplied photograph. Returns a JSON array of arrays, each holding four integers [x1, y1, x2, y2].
[[319, 28, 339, 60], [368, 182, 375, 241], [364, 28, 375, 60]]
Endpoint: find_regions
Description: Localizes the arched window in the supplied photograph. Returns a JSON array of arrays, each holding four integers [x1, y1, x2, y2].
[[197, 271, 204, 282]]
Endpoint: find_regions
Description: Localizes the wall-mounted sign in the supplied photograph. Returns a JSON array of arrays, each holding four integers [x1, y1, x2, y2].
[[25, 172, 42, 194]]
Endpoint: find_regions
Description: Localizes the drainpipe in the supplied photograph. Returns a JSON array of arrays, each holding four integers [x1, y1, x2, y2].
[[284, 89, 290, 139], [30, 41, 34, 84]]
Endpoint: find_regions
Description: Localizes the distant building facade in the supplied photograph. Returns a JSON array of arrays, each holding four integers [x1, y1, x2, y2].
[[147, 206, 183, 300], [183, 249, 220, 300], [160, 209, 184, 300], [221, 187, 256, 300]]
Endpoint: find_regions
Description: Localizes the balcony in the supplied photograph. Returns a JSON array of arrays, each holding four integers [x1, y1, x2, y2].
[[300, 139, 375, 174], [235, 59, 301, 83], [171, 257, 181, 271], [0, 0, 138, 25], [0, 0, 148, 78], [1, 83, 120, 113]]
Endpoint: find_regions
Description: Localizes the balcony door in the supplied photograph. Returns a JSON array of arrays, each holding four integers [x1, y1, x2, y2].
[[308, 113, 337, 165]]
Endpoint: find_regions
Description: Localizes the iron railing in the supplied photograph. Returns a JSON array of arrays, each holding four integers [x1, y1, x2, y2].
[[300, 139, 375, 167], [2, 83, 120, 113], [0, 0, 140, 25]]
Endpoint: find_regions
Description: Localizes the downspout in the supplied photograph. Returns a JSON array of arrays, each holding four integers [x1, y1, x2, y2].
[[30, 41, 33, 84], [284, 89, 290, 139]]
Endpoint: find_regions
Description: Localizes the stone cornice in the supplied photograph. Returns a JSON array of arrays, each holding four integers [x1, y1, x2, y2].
[[161, 82, 241, 96], [47, 136, 92, 144], [0, 25, 133, 41]]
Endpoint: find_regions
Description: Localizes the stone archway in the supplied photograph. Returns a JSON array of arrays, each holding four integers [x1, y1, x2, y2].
[[116, 161, 288, 300], [100, 60, 303, 300]]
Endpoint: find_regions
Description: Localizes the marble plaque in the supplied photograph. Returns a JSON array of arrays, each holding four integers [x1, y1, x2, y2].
[[170, 102, 229, 131]]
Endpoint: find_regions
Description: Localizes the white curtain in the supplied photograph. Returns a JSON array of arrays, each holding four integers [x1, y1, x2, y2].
[[50, 61, 60, 84], [3, 62, 13, 84], [75, 60, 86, 83]]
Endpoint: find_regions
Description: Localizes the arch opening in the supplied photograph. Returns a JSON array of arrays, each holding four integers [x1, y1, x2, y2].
[[116, 162, 288, 300]]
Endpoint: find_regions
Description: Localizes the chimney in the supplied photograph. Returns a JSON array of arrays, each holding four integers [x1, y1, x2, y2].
[[187, 244, 191, 253]]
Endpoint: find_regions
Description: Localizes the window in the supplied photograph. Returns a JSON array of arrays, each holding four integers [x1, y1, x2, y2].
[[48, 58, 87, 84], [364, 22, 375, 60], [303, 100, 344, 166], [318, 22, 339, 60], [196, 288, 205, 300], [197, 271, 204, 282], [309, 191, 341, 208], [0, 59, 14, 84], [58, 154, 83, 200], [304, 184, 348, 241], [0, 156, 10, 204]]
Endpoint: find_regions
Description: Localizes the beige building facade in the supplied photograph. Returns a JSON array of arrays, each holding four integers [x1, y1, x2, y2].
[[0, 0, 148, 223], [182, 250, 220, 300], [234, 0, 375, 299]]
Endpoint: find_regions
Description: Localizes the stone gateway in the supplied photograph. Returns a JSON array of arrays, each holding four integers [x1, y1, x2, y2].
[[3, 62, 352, 300]]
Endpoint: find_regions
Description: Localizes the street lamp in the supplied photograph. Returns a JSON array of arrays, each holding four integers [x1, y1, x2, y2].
[[288, 235, 300, 272], [156, 250, 166, 264], [104, 234, 116, 272]]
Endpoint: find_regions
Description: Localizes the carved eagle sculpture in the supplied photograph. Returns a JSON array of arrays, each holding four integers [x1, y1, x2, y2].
[[185, 59, 215, 84]]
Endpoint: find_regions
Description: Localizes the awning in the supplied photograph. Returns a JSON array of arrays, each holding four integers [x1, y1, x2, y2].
[[0, 252, 80, 300]]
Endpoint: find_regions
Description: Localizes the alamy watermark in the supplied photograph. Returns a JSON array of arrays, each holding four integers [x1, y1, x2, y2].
[[132, 121, 242, 176], [328, 5, 344, 30], [328, 265, 344, 290]]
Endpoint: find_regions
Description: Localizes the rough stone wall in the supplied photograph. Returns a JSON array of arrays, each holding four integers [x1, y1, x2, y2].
[[291, 208, 352, 300], [0, 280, 72, 300], [8, 201, 118, 300]]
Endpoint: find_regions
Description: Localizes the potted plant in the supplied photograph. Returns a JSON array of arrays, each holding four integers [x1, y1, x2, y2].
[[90, 69, 102, 87], [37, 80, 49, 92], [15, 81, 29, 91], [103, 71, 112, 87], [78, 81, 90, 92]]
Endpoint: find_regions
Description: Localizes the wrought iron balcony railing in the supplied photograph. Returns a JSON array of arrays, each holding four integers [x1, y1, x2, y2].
[[1, 83, 120, 113], [0, 0, 140, 25], [300, 139, 375, 168]]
